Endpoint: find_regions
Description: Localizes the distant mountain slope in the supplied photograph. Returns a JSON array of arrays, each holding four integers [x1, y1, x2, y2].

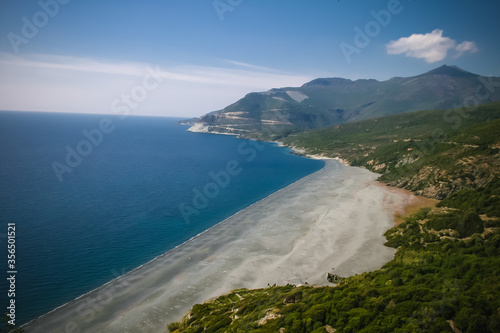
[[188, 65, 500, 139]]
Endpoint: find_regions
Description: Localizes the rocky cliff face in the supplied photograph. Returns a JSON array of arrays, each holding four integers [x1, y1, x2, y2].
[[383, 153, 500, 199]]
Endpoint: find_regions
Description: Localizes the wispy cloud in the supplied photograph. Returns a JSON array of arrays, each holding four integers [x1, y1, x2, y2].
[[0, 53, 147, 77], [222, 59, 285, 73], [454, 41, 478, 58], [386, 29, 478, 63], [0, 53, 313, 117]]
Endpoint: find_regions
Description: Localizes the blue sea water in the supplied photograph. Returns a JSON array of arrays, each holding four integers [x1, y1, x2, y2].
[[0, 111, 324, 325]]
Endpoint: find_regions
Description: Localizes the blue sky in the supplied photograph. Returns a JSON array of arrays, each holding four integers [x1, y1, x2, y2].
[[0, 0, 499, 117]]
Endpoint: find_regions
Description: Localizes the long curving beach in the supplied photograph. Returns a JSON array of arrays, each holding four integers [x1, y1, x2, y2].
[[23, 160, 417, 333]]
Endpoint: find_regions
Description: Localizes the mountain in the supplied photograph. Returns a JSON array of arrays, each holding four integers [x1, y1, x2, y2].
[[187, 65, 500, 140]]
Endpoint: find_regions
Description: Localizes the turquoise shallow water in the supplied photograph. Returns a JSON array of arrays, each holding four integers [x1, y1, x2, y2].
[[0, 111, 324, 325]]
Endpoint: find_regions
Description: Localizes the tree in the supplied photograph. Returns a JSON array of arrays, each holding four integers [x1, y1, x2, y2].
[[456, 212, 484, 238]]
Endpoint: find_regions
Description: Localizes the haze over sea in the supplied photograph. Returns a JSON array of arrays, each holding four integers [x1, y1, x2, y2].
[[0, 111, 323, 325]]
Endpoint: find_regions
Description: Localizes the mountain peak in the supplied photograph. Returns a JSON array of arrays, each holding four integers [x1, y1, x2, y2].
[[421, 65, 477, 78], [301, 77, 352, 88]]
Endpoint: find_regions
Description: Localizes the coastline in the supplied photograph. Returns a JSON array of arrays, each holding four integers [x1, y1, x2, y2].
[[388, 187, 440, 226], [282, 142, 438, 225], [22, 160, 327, 332], [275, 141, 350, 165], [23, 159, 417, 333]]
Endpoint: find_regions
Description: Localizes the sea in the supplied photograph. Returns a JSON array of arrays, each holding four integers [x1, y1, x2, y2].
[[0, 111, 324, 325]]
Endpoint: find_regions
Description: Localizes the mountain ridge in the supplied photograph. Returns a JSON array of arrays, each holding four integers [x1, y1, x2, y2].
[[187, 65, 500, 140]]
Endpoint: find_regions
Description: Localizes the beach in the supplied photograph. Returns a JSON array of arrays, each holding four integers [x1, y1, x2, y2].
[[23, 159, 417, 333]]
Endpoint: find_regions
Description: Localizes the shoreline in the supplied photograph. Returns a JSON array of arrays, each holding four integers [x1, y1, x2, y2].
[[23, 159, 416, 333], [22, 159, 328, 332], [372, 182, 440, 226], [281, 141, 439, 223]]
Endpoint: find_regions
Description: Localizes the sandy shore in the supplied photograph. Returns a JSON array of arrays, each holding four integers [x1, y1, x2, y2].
[[23, 160, 416, 333]]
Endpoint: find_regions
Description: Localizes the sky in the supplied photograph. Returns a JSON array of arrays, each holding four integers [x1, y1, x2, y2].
[[0, 0, 499, 118]]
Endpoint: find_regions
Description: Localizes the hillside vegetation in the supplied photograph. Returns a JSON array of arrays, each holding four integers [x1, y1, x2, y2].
[[284, 102, 500, 199]]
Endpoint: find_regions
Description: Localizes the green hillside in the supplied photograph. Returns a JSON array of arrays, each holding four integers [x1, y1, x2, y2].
[[284, 102, 500, 199]]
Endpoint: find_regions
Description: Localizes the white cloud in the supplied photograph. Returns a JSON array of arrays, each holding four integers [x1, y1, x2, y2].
[[0, 53, 313, 117], [455, 41, 478, 58], [386, 29, 478, 63]]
